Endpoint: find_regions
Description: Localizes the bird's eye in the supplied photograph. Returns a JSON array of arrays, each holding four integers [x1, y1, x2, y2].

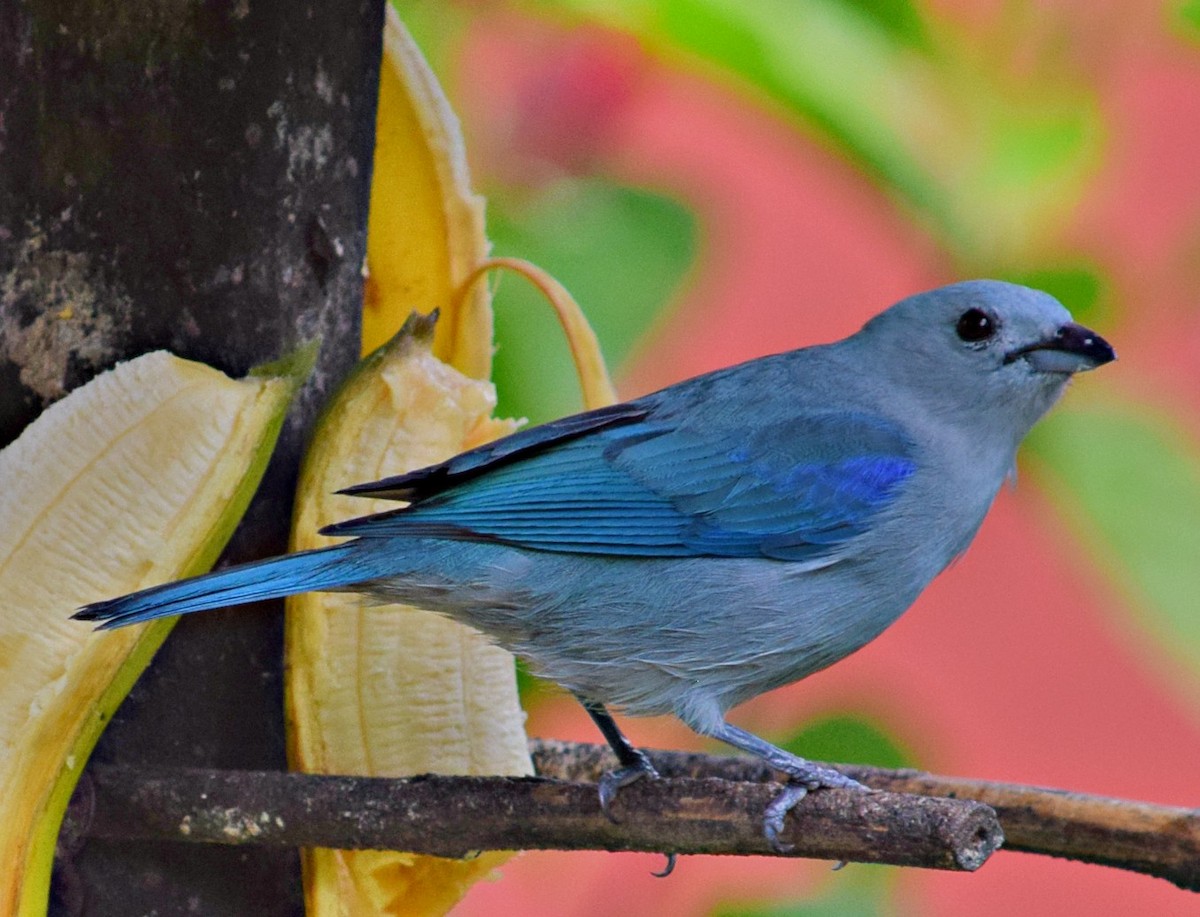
[[956, 308, 996, 343]]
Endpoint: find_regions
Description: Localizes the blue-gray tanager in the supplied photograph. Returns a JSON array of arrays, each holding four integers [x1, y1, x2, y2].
[[75, 280, 1114, 846]]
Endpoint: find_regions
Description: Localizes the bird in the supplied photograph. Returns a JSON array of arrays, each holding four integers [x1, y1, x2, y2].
[[75, 280, 1114, 851]]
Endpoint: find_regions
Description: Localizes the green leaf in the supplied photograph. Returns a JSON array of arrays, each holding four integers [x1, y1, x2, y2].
[[488, 178, 696, 424], [1027, 404, 1200, 684], [998, 265, 1107, 326], [1177, 0, 1200, 40], [514, 657, 557, 708], [389, 0, 466, 75], [838, 0, 926, 48], [778, 712, 917, 769]]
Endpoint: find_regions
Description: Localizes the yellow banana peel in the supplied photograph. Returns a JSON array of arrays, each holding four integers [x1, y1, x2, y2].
[[364, 5, 491, 378], [0, 348, 305, 916], [287, 316, 529, 917]]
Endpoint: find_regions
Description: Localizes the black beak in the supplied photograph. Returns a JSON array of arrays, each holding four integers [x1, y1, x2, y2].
[[1004, 322, 1116, 372]]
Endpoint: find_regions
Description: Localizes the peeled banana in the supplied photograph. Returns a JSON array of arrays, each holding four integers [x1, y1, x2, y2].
[[286, 317, 532, 917], [0, 349, 304, 916]]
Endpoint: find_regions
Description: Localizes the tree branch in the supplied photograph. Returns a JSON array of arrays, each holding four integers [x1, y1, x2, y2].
[[71, 762, 998, 873], [531, 739, 1200, 890], [68, 739, 1199, 890]]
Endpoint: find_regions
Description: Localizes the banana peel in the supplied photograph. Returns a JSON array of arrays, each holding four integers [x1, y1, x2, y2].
[[285, 10, 521, 917], [364, 5, 491, 378], [0, 348, 306, 916], [286, 316, 530, 917]]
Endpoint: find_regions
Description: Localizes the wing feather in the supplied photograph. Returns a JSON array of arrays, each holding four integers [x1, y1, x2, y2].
[[323, 407, 916, 563]]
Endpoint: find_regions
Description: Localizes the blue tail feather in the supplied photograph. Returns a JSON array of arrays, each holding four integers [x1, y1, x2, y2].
[[73, 543, 378, 629]]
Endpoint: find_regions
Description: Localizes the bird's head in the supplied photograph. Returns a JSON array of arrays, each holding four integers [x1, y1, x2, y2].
[[856, 280, 1115, 438]]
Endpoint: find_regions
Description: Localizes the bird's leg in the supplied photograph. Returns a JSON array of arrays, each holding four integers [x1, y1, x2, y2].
[[705, 720, 868, 852], [577, 697, 677, 877], [577, 697, 661, 820]]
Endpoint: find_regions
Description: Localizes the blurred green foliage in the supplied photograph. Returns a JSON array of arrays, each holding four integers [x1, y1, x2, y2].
[[998, 265, 1107, 325], [839, 0, 927, 47], [1028, 407, 1200, 693], [538, 0, 1102, 267], [489, 179, 697, 424], [1178, 0, 1200, 38], [779, 712, 917, 769]]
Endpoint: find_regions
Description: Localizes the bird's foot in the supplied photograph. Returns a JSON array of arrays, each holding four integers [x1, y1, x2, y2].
[[763, 782, 809, 852], [596, 751, 677, 878], [576, 699, 677, 876], [764, 763, 868, 853], [597, 748, 660, 822], [698, 718, 871, 853]]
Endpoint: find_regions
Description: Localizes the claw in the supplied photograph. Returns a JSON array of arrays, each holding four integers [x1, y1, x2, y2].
[[651, 852, 677, 878], [597, 753, 660, 822], [763, 782, 809, 852], [761, 770, 868, 851]]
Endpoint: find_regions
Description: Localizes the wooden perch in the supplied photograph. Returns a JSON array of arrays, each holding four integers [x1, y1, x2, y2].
[[531, 739, 1200, 890], [66, 739, 1200, 889], [71, 764, 998, 872], [844, 762, 1200, 892]]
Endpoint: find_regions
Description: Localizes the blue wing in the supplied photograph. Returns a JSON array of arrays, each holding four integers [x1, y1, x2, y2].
[[338, 401, 649, 501], [324, 408, 916, 563]]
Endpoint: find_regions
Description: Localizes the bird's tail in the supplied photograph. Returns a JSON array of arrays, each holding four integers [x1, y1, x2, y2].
[[73, 543, 377, 630]]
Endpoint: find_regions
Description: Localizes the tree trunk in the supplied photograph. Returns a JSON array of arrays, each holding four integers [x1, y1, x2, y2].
[[0, 0, 384, 912]]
